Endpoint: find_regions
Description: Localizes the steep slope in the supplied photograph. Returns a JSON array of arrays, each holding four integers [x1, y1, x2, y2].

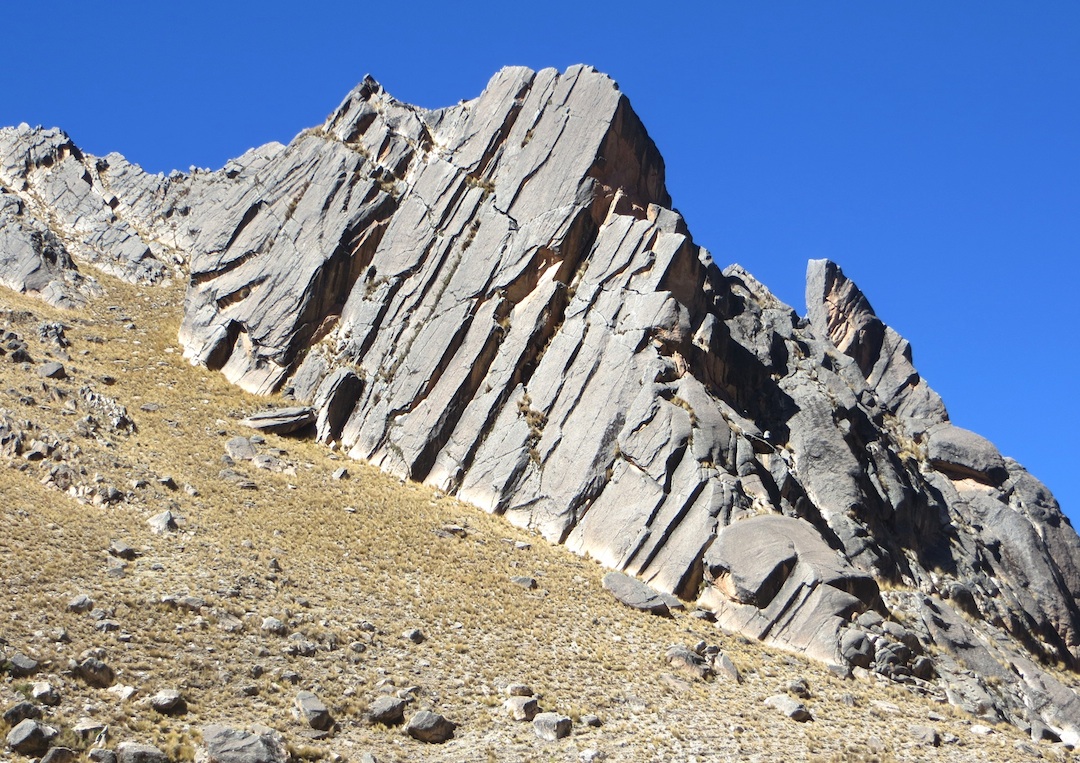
[[1, 64, 1078, 747]]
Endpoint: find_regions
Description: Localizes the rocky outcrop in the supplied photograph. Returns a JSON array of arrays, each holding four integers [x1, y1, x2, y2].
[[3, 65, 1079, 744]]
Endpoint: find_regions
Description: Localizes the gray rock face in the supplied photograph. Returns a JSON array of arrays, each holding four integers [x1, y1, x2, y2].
[[700, 515, 879, 665], [5, 65, 1080, 744], [0, 126, 170, 287]]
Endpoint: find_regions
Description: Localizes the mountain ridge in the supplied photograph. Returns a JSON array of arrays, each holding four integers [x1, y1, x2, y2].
[[2, 65, 1079, 751]]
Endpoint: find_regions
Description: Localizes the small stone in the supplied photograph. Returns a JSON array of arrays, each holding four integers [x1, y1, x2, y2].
[[8, 653, 39, 677], [148, 510, 178, 534], [106, 684, 137, 701], [439, 524, 467, 538], [506, 683, 533, 697], [32, 682, 61, 706], [149, 689, 186, 714], [88, 750, 117, 763], [225, 436, 257, 460], [295, 691, 333, 731], [533, 712, 572, 741], [41, 747, 78, 763], [116, 741, 168, 763], [909, 725, 940, 747], [38, 361, 67, 379], [76, 657, 115, 687], [367, 696, 406, 726], [511, 575, 538, 589], [109, 541, 139, 560], [261, 617, 288, 635], [970, 724, 995, 736], [405, 710, 455, 743], [68, 594, 94, 612], [764, 694, 812, 722], [787, 678, 811, 699], [504, 696, 539, 721], [580, 750, 606, 762], [331, 467, 349, 480], [664, 644, 711, 681], [73, 718, 107, 741], [402, 628, 425, 644], [581, 715, 602, 728], [714, 653, 742, 683]]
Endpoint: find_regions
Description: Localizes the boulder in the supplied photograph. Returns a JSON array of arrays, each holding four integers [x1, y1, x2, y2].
[[149, 689, 185, 714], [926, 424, 1008, 485], [764, 694, 812, 722], [8, 653, 39, 677], [41, 747, 78, 763], [533, 712, 572, 741], [367, 696, 406, 726], [6, 719, 58, 755], [602, 572, 671, 617], [405, 710, 455, 743], [148, 511, 178, 534], [504, 696, 540, 721], [116, 742, 168, 763], [294, 691, 333, 731], [200, 725, 287, 763], [76, 657, 114, 687], [239, 408, 315, 435], [3, 702, 42, 726]]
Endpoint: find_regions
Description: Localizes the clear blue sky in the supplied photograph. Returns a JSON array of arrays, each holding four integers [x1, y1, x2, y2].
[[3, 2, 1077, 524]]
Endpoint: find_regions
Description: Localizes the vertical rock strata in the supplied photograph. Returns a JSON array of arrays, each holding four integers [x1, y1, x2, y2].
[[1, 65, 1079, 744]]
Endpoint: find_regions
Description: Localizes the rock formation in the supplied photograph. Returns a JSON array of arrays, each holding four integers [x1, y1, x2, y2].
[[2, 64, 1078, 745]]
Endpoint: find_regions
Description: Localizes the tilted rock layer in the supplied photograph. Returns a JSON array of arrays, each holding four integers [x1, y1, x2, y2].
[[2, 65, 1079, 744]]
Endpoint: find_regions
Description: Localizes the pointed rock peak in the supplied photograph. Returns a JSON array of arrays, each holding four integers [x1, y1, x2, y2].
[[805, 259, 885, 377]]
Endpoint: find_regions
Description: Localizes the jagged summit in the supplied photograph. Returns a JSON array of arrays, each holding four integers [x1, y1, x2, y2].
[[1, 65, 1078, 746]]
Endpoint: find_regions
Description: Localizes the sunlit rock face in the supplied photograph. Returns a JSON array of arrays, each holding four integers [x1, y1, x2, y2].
[[3, 65, 1078, 745]]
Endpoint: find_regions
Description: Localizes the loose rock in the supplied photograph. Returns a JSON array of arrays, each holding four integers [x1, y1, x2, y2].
[[116, 742, 168, 763], [201, 724, 287, 763], [533, 712, 572, 741], [764, 694, 813, 722], [367, 696, 406, 726], [294, 691, 333, 731], [504, 695, 540, 721], [6, 719, 58, 756], [405, 710, 455, 743]]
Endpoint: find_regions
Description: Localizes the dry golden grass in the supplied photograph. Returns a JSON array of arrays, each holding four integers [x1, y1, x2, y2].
[[0, 276, 1067, 762]]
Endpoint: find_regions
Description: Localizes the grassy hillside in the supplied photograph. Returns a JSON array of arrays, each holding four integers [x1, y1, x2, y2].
[[0, 276, 1059, 762]]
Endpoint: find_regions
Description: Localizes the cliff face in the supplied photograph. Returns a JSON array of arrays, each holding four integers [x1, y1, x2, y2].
[[2, 65, 1079, 744]]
